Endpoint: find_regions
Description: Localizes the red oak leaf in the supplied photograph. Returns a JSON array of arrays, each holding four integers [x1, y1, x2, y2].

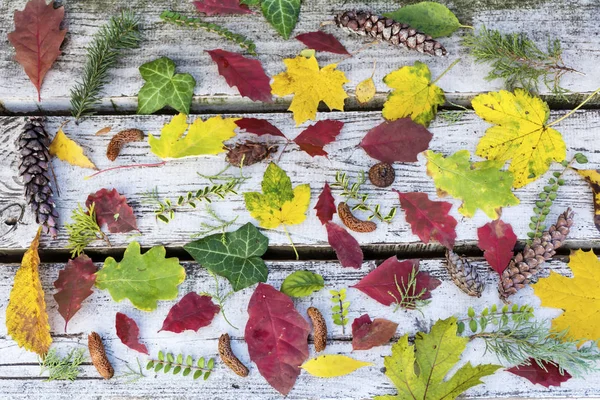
[[360, 118, 432, 163], [507, 359, 572, 388], [86, 188, 138, 233], [295, 31, 350, 55], [326, 222, 363, 269], [235, 118, 287, 138], [206, 49, 272, 103], [352, 257, 441, 307], [115, 312, 148, 355], [53, 254, 97, 332], [315, 183, 336, 224], [159, 292, 220, 333], [352, 314, 398, 350], [7, 0, 67, 102], [245, 283, 310, 395], [293, 120, 344, 157], [193, 0, 251, 15], [396, 191, 457, 250], [477, 220, 517, 275]]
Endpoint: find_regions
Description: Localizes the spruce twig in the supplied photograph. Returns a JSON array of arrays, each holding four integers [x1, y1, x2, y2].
[[65, 203, 111, 257]]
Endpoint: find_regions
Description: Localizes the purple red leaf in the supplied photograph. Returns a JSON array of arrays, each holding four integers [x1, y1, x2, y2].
[[360, 118, 432, 163], [477, 220, 518, 275], [352, 314, 398, 350], [235, 118, 287, 138], [507, 360, 572, 388], [115, 312, 148, 355], [193, 0, 251, 15], [293, 120, 344, 157], [295, 31, 350, 55], [326, 222, 363, 269], [315, 183, 336, 224], [159, 292, 221, 333], [86, 188, 138, 233]]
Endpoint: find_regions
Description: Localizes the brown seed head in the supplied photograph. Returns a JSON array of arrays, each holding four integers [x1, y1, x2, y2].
[[307, 307, 327, 352], [88, 332, 114, 380], [218, 333, 249, 377], [106, 129, 144, 161], [338, 202, 377, 233]]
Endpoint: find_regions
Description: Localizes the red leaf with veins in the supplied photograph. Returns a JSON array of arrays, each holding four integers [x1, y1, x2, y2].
[[352, 257, 441, 307], [293, 120, 344, 157], [352, 314, 398, 350], [360, 118, 432, 163], [206, 50, 272, 103], [53, 254, 97, 332], [159, 292, 220, 333], [235, 118, 287, 138], [115, 312, 148, 355], [326, 222, 363, 269], [245, 283, 310, 395], [7, 0, 67, 101], [507, 359, 572, 388], [315, 183, 336, 224], [86, 188, 138, 233], [396, 191, 457, 250], [295, 31, 350, 55], [477, 220, 518, 275], [193, 0, 251, 15]]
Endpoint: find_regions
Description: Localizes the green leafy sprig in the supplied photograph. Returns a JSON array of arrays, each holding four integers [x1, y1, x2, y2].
[[388, 268, 430, 314], [191, 205, 239, 240], [65, 203, 111, 257], [147, 352, 215, 380], [39, 348, 86, 381], [199, 271, 237, 330], [116, 358, 146, 384], [330, 288, 350, 334]]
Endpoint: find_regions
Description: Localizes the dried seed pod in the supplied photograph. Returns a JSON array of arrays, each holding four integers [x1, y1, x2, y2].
[[338, 202, 377, 233], [106, 129, 144, 161], [88, 332, 114, 379], [225, 141, 278, 167], [307, 307, 327, 352], [368, 162, 395, 187], [218, 333, 249, 377]]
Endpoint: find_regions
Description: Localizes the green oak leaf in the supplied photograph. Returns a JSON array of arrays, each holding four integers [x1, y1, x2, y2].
[[384, 2, 465, 38], [261, 0, 301, 39], [95, 242, 186, 311], [280, 270, 324, 297], [137, 57, 196, 115], [183, 223, 269, 291]]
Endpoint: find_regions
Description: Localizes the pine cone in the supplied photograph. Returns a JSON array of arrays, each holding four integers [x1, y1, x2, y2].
[[16, 118, 58, 237], [335, 11, 447, 56], [499, 208, 574, 300], [445, 250, 485, 297]]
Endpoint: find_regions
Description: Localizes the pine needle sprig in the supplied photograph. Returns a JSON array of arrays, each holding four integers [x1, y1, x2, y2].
[[388, 268, 430, 314], [65, 203, 111, 257], [39, 348, 86, 381], [191, 205, 239, 240], [116, 358, 146, 384], [146, 351, 215, 380], [199, 271, 237, 329]]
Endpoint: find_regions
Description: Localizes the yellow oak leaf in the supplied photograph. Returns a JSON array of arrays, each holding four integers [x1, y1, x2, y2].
[[534, 249, 600, 345], [301, 355, 372, 378], [271, 55, 348, 126], [472, 89, 566, 188], [49, 127, 97, 169], [6, 227, 52, 356], [148, 113, 239, 159]]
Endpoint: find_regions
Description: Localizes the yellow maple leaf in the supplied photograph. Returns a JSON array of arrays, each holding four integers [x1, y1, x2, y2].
[[533, 249, 600, 345], [301, 355, 372, 378], [271, 55, 348, 126], [148, 113, 238, 159], [472, 89, 566, 188], [6, 227, 52, 356], [49, 127, 97, 169], [246, 185, 311, 229]]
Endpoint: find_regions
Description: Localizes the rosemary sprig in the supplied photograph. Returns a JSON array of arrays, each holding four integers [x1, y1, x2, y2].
[[199, 271, 237, 329], [330, 289, 350, 334], [39, 348, 86, 381], [65, 203, 110, 257], [146, 351, 215, 380], [387, 268, 430, 314]]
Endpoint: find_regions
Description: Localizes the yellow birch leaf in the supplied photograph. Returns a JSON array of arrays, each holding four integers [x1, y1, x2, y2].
[[356, 77, 376, 104], [49, 127, 97, 170], [6, 227, 52, 356], [301, 355, 372, 377], [573, 168, 600, 233]]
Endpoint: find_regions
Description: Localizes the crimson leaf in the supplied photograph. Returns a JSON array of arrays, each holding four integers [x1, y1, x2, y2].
[[115, 312, 148, 355], [352, 314, 398, 350], [235, 118, 287, 138], [295, 31, 350, 55], [477, 219, 517, 275], [315, 183, 336, 224], [193, 0, 251, 15], [159, 292, 221, 333], [360, 118, 432, 163], [293, 120, 344, 157], [326, 222, 363, 269], [507, 360, 572, 388], [86, 188, 138, 233]]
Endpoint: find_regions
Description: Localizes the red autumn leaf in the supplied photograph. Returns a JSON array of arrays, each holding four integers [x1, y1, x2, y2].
[[159, 292, 220, 333], [7, 0, 67, 102], [315, 183, 336, 224], [352, 314, 398, 351], [326, 222, 363, 269], [115, 312, 148, 355], [396, 191, 457, 250], [352, 257, 441, 307], [206, 49, 272, 103], [235, 118, 287, 138], [53, 254, 97, 332], [293, 120, 344, 157], [477, 219, 518, 275], [86, 188, 138, 234], [295, 31, 350, 55], [360, 118, 432, 163], [193, 0, 251, 15], [245, 283, 310, 395], [507, 359, 572, 388]]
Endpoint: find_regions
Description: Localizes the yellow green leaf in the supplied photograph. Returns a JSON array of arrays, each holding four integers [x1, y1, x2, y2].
[[6, 227, 52, 356], [473, 89, 566, 188], [271, 55, 348, 126], [49, 127, 97, 169], [356, 77, 376, 104], [301, 355, 372, 377], [148, 113, 238, 159], [573, 169, 600, 233]]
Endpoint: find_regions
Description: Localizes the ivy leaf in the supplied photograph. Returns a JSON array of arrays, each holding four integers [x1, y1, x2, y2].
[[235, 118, 287, 138], [573, 169, 600, 234], [261, 0, 301, 39], [352, 314, 398, 351], [295, 31, 350, 55], [326, 222, 363, 269], [360, 118, 433, 163], [95, 242, 186, 311], [137, 57, 196, 115], [85, 188, 138, 234], [301, 355, 372, 377], [477, 220, 517, 275], [384, 2, 464, 38], [280, 270, 324, 297], [293, 120, 344, 157], [49, 127, 97, 170], [193, 0, 251, 15], [184, 223, 269, 292], [314, 183, 336, 225], [159, 292, 221, 333], [507, 360, 572, 388], [115, 312, 148, 355]]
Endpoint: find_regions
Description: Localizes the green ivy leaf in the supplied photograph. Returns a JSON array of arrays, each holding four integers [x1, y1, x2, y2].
[[261, 0, 301, 39], [280, 270, 324, 297], [384, 2, 464, 38]]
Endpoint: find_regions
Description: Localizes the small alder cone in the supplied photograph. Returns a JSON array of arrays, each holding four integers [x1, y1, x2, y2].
[[499, 208, 574, 300], [338, 202, 377, 233], [106, 128, 144, 161], [307, 307, 327, 352], [218, 333, 249, 377], [335, 10, 447, 56], [16, 117, 59, 237], [225, 141, 278, 167], [88, 332, 114, 380], [445, 250, 485, 297]]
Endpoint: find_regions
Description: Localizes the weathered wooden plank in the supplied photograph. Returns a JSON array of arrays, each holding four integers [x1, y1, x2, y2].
[[1, 0, 599, 114]]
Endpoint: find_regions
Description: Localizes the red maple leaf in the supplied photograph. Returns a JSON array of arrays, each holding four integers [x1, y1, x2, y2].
[[507, 360, 572, 388], [159, 292, 220, 333], [235, 118, 287, 138], [293, 120, 344, 157], [193, 0, 251, 15], [326, 222, 363, 269], [245, 283, 310, 395], [360, 118, 432, 163], [352, 314, 398, 351], [53, 254, 97, 332], [315, 183, 336, 224], [115, 312, 148, 355], [7, 0, 67, 101], [86, 188, 138, 233], [295, 31, 350, 55], [477, 219, 518, 275]]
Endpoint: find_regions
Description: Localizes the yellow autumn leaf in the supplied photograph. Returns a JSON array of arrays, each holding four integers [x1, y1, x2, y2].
[[574, 168, 600, 233], [148, 113, 239, 159], [533, 249, 600, 346], [49, 127, 97, 169], [472, 89, 566, 188], [247, 185, 311, 229], [271, 55, 348, 126], [301, 355, 373, 378], [356, 77, 376, 104], [6, 227, 52, 356]]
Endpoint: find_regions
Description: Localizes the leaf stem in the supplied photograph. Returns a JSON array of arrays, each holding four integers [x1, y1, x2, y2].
[[85, 161, 166, 179], [432, 58, 461, 85], [547, 87, 600, 127], [282, 224, 299, 260]]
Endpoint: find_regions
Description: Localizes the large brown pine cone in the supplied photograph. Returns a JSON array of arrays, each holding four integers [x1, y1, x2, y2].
[[445, 250, 485, 297]]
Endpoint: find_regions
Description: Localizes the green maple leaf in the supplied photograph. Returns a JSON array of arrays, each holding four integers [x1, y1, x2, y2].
[[376, 317, 501, 400], [183, 223, 269, 292], [261, 0, 301, 39], [137, 57, 196, 115], [95, 242, 186, 311]]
